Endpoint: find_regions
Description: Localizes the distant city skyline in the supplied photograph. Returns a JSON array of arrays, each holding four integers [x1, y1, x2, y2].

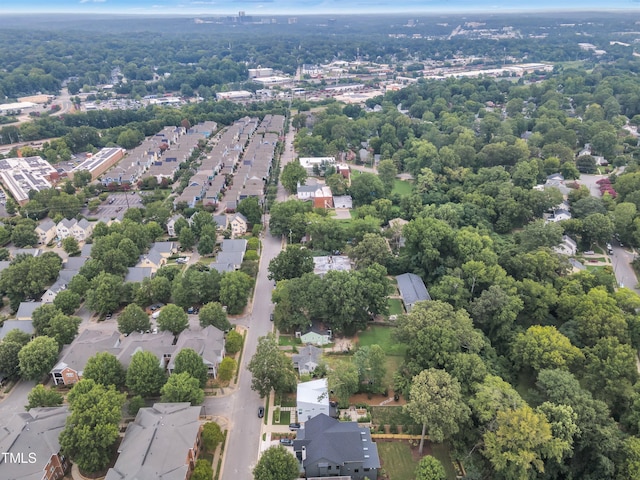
[[2, 0, 639, 15]]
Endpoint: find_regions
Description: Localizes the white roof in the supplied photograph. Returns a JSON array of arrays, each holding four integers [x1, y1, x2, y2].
[[297, 378, 329, 406]]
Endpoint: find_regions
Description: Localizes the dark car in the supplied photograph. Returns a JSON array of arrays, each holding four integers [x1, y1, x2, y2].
[[289, 422, 301, 430], [258, 406, 265, 418], [279, 438, 294, 446], [270, 313, 274, 321]]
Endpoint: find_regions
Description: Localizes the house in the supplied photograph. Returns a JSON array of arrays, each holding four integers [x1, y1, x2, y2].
[[213, 214, 228, 231], [297, 184, 334, 209], [36, 218, 57, 245], [396, 273, 431, 312], [42, 269, 78, 304], [0, 320, 34, 341], [554, 235, 578, 256], [105, 403, 203, 480], [292, 345, 322, 375], [138, 249, 165, 272], [71, 218, 93, 242], [0, 407, 71, 480], [50, 330, 121, 385], [299, 329, 332, 346], [293, 413, 380, 480], [124, 267, 153, 283], [297, 378, 330, 422], [16, 301, 43, 321], [230, 212, 248, 237], [333, 195, 353, 209], [313, 256, 352, 277], [56, 218, 75, 239], [168, 326, 225, 378], [166, 214, 184, 237], [116, 331, 176, 370]]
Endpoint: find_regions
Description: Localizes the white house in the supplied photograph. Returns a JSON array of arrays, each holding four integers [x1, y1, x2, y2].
[[166, 214, 183, 237], [71, 219, 93, 242], [35, 219, 57, 245], [297, 378, 330, 423], [56, 219, 75, 239], [230, 212, 248, 238]]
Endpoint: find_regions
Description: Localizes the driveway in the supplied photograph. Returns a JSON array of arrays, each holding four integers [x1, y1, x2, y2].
[[579, 173, 604, 197]]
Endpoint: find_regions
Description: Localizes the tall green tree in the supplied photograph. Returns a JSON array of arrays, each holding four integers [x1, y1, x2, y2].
[[173, 348, 208, 388], [219, 271, 253, 315], [201, 422, 224, 452], [280, 161, 308, 194], [199, 302, 231, 331], [160, 372, 204, 405], [267, 245, 314, 281], [404, 369, 470, 454], [353, 344, 387, 394], [253, 445, 300, 480], [328, 360, 359, 407], [415, 456, 446, 480], [25, 384, 63, 410], [83, 352, 125, 389], [248, 334, 297, 398], [59, 379, 125, 474], [125, 350, 166, 397], [18, 336, 59, 380], [217, 357, 236, 383], [157, 303, 189, 335], [512, 326, 584, 373], [118, 303, 151, 335]]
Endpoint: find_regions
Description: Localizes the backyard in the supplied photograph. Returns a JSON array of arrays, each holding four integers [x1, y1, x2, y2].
[[392, 179, 413, 196], [377, 441, 457, 480]]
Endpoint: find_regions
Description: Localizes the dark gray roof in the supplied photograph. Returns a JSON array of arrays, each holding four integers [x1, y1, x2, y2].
[[51, 330, 121, 375], [125, 267, 153, 283], [216, 251, 244, 267], [396, 273, 430, 311], [105, 403, 202, 480], [294, 413, 380, 471], [208, 263, 236, 273], [64, 256, 88, 271], [292, 345, 322, 371], [221, 239, 247, 253], [16, 301, 43, 320], [0, 320, 34, 341]]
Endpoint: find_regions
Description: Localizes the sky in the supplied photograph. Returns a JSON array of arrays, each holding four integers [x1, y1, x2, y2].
[[2, 0, 639, 15]]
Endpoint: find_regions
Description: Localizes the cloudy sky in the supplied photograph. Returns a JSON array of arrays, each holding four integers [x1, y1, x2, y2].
[[2, 0, 639, 14]]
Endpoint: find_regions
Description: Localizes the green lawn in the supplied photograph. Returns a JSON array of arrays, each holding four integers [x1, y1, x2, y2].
[[392, 179, 413, 196], [430, 443, 458, 480], [388, 298, 404, 316], [278, 335, 301, 347], [383, 356, 403, 394], [378, 442, 419, 480], [273, 410, 291, 425], [358, 325, 406, 357]]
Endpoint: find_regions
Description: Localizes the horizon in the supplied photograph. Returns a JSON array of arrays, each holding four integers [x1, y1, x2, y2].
[[2, 0, 640, 16]]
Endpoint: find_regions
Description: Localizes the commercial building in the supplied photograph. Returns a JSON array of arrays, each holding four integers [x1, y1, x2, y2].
[[69, 147, 126, 181], [0, 156, 57, 205]]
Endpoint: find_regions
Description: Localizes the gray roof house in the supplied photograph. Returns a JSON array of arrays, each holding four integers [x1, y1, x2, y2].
[[168, 326, 225, 378], [16, 301, 43, 320], [116, 331, 176, 370], [105, 403, 203, 480], [0, 320, 34, 341], [293, 413, 380, 480], [0, 407, 70, 480], [220, 239, 248, 252], [213, 214, 228, 230], [125, 267, 153, 283], [292, 345, 322, 375], [396, 273, 431, 312]]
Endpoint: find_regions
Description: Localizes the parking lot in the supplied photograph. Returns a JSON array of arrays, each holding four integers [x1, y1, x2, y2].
[[83, 192, 143, 219]]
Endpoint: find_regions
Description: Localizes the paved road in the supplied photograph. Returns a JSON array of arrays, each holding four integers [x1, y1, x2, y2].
[[611, 242, 640, 293], [579, 173, 604, 198], [0, 379, 35, 416]]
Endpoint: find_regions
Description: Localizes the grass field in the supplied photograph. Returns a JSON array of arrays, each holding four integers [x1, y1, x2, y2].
[[278, 335, 301, 347], [358, 325, 406, 356], [392, 179, 413, 196], [273, 410, 291, 425], [378, 442, 419, 480], [388, 298, 404, 316], [430, 443, 458, 480]]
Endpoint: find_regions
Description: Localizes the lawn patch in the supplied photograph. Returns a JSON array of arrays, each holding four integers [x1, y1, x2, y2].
[[358, 325, 406, 356], [388, 298, 404, 316], [278, 335, 301, 347], [274, 410, 291, 425], [392, 179, 413, 196], [378, 441, 419, 480], [430, 443, 458, 480]]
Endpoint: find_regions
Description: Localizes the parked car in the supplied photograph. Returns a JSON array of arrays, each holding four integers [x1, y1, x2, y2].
[[270, 313, 274, 321], [289, 423, 301, 430], [279, 438, 294, 446], [258, 406, 265, 418]]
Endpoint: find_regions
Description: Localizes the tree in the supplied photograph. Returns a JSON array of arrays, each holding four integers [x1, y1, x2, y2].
[[11, 223, 37, 247], [415, 456, 446, 480], [349, 172, 386, 206], [202, 421, 224, 452], [157, 303, 189, 335], [199, 302, 231, 331], [85, 272, 122, 315], [3, 329, 31, 346], [128, 395, 146, 416], [0, 341, 22, 378], [62, 236, 80, 256], [125, 350, 166, 397], [59, 380, 125, 474], [253, 445, 299, 480], [218, 357, 236, 383], [238, 197, 263, 225], [73, 170, 92, 188], [219, 271, 253, 315], [45, 313, 81, 347], [470, 374, 525, 426], [348, 233, 391, 269], [280, 161, 308, 194], [173, 348, 208, 388], [83, 352, 125, 389], [117, 303, 151, 335], [512, 326, 584, 373], [25, 384, 63, 410], [225, 330, 243, 355], [353, 344, 387, 394], [179, 227, 196, 251], [160, 372, 204, 405], [18, 336, 59, 380], [198, 234, 215, 256], [192, 459, 214, 480], [268, 245, 314, 281], [328, 360, 359, 407], [377, 159, 398, 194], [31, 304, 63, 335], [53, 289, 82, 315], [483, 405, 570, 480], [518, 220, 563, 251], [248, 334, 297, 398], [404, 369, 470, 454]]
